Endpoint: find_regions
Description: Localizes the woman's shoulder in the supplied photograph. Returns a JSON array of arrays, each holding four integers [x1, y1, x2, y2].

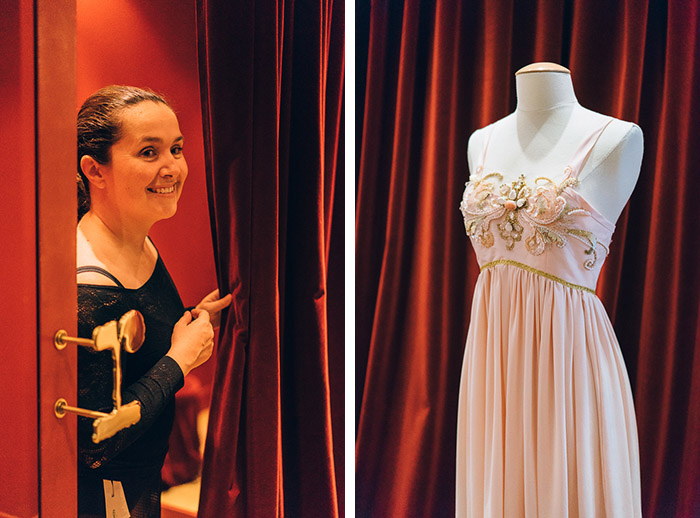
[[77, 223, 119, 287], [76, 224, 160, 288]]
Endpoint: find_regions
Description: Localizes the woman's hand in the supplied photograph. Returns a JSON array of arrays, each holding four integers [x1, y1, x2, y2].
[[167, 309, 215, 376], [195, 289, 232, 328]]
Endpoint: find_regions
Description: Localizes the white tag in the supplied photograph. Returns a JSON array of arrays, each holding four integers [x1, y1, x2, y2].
[[103, 479, 131, 518]]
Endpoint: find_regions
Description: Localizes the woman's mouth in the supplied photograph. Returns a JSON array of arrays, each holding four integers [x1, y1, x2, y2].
[[147, 185, 176, 194]]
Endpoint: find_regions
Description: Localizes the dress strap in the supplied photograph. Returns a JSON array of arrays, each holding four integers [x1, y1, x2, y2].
[[76, 266, 125, 288], [476, 123, 496, 173], [567, 117, 615, 179]]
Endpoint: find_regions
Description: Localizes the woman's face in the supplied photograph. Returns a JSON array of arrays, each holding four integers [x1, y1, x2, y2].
[[102, 101, 188, 226]]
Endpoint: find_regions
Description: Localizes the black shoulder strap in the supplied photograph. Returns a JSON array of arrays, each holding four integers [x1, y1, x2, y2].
[[76, 266, 125, 288]]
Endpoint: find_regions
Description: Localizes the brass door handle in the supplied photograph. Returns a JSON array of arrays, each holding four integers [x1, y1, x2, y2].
[[54, 309, 145, 443]]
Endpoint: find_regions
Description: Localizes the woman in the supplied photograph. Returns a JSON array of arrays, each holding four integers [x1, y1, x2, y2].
[[76, 85, 231, 517]]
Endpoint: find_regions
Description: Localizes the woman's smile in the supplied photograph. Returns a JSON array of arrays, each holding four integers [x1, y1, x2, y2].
[[147, 184, 178, 195]]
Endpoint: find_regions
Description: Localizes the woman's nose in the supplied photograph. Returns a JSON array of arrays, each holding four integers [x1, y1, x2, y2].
[[159, 156, 179, 177]]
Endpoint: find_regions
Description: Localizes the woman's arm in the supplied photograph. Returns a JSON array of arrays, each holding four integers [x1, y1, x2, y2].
[[77, 298, 213, 470], [77, 348, 184, 469]]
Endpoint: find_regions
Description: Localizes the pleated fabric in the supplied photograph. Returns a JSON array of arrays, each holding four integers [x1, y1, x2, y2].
[[456, 265, 640, 517]]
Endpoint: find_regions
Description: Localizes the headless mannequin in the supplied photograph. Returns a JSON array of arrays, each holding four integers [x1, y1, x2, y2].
[[466, 62, 643, 224]]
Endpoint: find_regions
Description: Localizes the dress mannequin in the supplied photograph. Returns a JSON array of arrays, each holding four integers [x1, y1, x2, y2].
[[466, 62, 643, 224], [456, 63, 643, 517]]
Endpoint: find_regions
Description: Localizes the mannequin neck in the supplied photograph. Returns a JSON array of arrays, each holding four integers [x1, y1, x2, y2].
[[515, 71, 579, 112]]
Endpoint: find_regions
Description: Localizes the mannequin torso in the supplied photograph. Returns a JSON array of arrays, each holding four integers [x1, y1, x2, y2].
[[467, 66, 643, 224]]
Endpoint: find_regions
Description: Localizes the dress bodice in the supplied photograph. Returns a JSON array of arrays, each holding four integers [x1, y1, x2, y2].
[[459, 119, 616, 293]]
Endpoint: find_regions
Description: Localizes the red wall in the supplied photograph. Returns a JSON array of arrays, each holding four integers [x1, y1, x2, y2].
[[0, 4, 213, 514], [76, 0, 217, 386], [0, 1, 39, 516]]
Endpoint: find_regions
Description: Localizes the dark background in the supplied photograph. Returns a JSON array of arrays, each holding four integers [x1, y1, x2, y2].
[[356, 1, 700, 516]]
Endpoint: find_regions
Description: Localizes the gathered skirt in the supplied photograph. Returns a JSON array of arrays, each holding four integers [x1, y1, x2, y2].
[[455, 265, 641, 518]]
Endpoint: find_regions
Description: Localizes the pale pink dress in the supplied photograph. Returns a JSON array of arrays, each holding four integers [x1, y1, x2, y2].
[[456, 119, 641, 517]]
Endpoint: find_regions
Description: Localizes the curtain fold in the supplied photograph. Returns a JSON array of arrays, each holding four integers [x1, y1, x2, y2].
[[196, 1, 344, 517], [356, 1, 700, 516]]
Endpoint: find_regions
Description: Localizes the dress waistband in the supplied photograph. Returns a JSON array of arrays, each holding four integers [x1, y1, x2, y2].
[[480, 259, 597, 295]]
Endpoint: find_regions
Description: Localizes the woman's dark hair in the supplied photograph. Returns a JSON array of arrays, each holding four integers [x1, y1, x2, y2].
[[77, 85, 171, 220]]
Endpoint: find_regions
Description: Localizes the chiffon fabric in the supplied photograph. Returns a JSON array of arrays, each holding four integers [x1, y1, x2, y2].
[[456, 119, 641, 517]]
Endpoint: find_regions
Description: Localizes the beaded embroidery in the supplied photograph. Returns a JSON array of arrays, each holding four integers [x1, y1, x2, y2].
[[459, 167, 602, 270]]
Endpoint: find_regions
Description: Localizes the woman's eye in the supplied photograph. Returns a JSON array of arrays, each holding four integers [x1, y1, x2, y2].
[[171, 146, 183, 156], [140, 148, 156, 158]]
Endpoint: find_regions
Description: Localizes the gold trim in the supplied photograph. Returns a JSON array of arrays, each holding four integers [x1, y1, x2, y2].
[[480, 259, 596, 294]]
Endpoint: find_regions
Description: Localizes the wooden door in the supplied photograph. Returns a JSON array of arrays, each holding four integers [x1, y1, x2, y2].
[[0, 1, 77, 516]]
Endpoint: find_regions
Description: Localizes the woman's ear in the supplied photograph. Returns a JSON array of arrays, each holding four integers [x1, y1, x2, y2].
[[80, 155, 107, 189]]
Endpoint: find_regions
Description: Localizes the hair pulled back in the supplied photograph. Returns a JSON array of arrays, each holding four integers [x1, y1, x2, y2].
[[77, 85, 170, 220]]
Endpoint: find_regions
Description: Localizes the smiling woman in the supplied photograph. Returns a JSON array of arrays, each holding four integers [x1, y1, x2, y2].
[[75, 86, 230, 518], [98, 102, 186, 222], [80, 100, 188, 273]]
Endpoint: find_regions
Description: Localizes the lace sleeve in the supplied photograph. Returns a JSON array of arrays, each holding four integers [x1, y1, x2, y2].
[[77, 349, 184, 469], [77, 286, 184, 471]]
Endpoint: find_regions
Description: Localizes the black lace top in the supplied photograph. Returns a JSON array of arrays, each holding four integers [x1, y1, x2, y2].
[[77, 253, 185, 517]]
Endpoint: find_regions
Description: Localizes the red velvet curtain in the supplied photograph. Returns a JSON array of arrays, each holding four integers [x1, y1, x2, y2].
[[196, 1, 344, 517], [356, 1, 700, 516]]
